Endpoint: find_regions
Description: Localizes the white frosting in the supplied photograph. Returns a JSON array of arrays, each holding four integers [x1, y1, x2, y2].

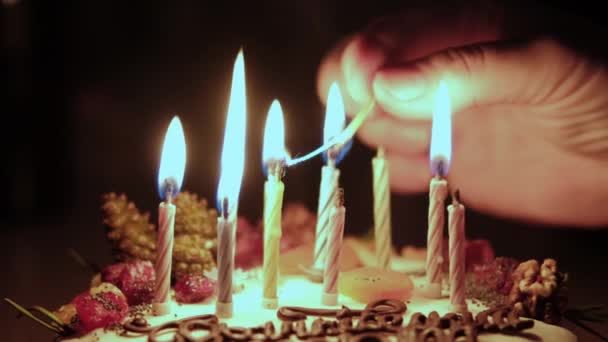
[[64, 263, 576, 342]]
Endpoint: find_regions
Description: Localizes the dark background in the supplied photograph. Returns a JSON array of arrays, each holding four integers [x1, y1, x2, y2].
[[1, 1, 607, 341]]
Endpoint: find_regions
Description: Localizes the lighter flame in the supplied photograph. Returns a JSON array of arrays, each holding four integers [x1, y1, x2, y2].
[[217, 50, 247, 216], [323, 83, 346, 144], [157, 116, 187, 196], [262, 99, 287, 163], [429, 80, 452, 176]]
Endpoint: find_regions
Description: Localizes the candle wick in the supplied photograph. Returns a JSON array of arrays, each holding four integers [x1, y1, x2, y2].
[[162, 177, 177, 203], [452, 189, 461, 205], [377, 147, 385, 158], [267, 159, 286, 181], [222, 197, 229, 220], [436, 160, 445, 179]]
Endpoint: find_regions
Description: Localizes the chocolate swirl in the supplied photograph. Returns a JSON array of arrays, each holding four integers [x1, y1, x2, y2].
[[121, 300, 534, 341]]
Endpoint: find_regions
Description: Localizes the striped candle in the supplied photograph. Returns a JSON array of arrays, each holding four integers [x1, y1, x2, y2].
[[153, 201, 175, 315], [322, 189, 346, 306], [425, 176, 447, 298], [448, 191, 467, 312], [373, 147, 391, 269], [313, 164, 340, 273], [216, 216, 235, 318], [262, 171, 284, 309]]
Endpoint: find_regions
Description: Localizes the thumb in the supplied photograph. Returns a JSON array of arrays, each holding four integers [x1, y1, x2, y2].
[[372, 38, 575, 120]]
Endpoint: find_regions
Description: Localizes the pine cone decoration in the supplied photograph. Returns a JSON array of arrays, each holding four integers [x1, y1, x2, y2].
[[103, 193, 156, 262], [173, 192, 218, 238], [102, 191, 218, 278], [173, 234, 216, 276]]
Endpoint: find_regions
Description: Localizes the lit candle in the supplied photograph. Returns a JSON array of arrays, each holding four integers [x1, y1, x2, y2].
[[216, 49, 247, 318], [322, 188, 346, 306], [423, 80, 451, 298], [373, 147, 391, 269], [261, 100, 287, 309], [312, 83, 345, 280], [153, 116, 186, 316], [448, 190, 467, 313]]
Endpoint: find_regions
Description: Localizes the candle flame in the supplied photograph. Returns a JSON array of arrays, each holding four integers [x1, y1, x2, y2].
[[217, 49, 247, 217], [262, 99, 287, 164], [430, 80, 452, 176], [323, 83, 346, 145], [157, 116, 186, 199]]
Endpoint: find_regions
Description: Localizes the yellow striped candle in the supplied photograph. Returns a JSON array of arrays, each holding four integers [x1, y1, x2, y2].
[[322, 189, 346, 306], [423, 80, 452, 298], [373, 147, 391, 269], [313, 83, 345, 277], [448, 190, 467, 313], [262, 100, 287, 309]]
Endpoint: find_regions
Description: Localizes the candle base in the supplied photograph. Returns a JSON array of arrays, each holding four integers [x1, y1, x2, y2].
[[216, 301, 233, 318], [152, 301, 172, 316], [449, 303, 469, 313], [262, 297, 278, 309], [417, 282, 442, 299], [321, 292, 338, 306]]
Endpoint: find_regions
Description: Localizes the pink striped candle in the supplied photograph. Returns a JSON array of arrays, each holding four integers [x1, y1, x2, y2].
[[448, 191, 467, 312], [322, 189, 345, 306], [153, 116, 186, 316], [153, 200, 175, 315]]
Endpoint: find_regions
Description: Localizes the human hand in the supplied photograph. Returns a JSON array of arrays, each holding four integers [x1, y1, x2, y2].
[[317, 2, 608, 227]]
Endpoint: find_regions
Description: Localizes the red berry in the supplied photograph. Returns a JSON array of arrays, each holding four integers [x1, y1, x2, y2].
[[71, 283, 128, 334], [101, 260, 156, 305], [174, 274, 216, 303], [471, 257, 519, 294], [101, 262, 127, 285]]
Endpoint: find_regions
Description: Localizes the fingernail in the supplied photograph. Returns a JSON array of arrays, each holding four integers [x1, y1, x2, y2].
[[374, 71, 427, 102]]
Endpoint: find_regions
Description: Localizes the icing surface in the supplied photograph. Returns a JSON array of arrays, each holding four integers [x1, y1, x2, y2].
[[63, 268, 576, 342]]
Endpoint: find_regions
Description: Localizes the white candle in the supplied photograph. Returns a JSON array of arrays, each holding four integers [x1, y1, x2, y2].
[[262, 100, 287, 309], [153, 116, 186, 316], [322, 189, 346, 306], [448, 190, 467, 313], [216, 203, 235, 318], [422, 80, 452, 299], [425, 176, 447, 298], [373, 147, 391, 269], [313, 83, 346, 278], [215, 50, 247, 318], [313, 163, 340, 272]]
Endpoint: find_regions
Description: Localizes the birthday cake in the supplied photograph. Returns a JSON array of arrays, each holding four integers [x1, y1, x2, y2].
[[5, 193, 578, 341]]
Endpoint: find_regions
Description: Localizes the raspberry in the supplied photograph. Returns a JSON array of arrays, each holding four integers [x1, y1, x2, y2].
[[174, 274, 216, 303], [101, 260, 156, 305], [472, 257, 519, 294], [71, 283, 128, 334]]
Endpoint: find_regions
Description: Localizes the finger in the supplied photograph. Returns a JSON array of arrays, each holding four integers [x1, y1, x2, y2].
[[317, 34, 362, 116], [356, 112, 431, 156], [340, 34, 387, 107], [384, 151, 430, 193], [372, 38, 578, 120], [331, 2, 507, 117]]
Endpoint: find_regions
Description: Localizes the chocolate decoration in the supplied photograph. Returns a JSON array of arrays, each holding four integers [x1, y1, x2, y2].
[[121, 299, 534, 341]]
